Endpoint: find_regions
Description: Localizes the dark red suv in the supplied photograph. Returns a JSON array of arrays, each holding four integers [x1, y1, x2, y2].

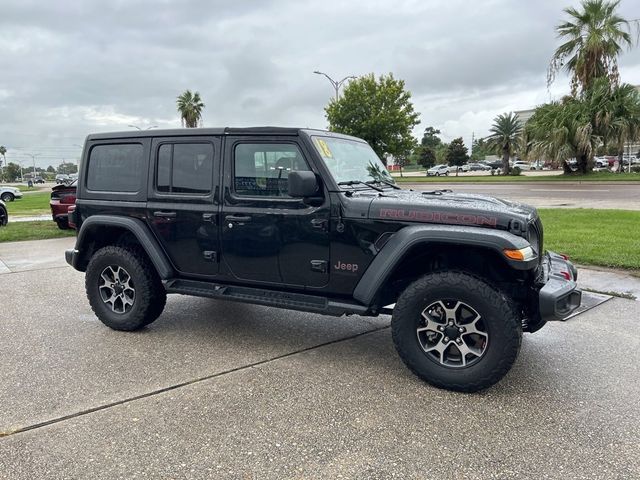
[[50, 180, 76, 229]]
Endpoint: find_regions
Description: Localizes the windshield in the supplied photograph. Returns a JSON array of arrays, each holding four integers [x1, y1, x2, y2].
[[311, 136, 395, 186]]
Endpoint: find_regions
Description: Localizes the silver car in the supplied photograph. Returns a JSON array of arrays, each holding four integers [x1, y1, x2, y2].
[[0, 186, 23, 202]]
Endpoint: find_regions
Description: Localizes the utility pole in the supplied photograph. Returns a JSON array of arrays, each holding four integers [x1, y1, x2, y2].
[[26, 153, 40, 181], [313, 71, 357, 100]]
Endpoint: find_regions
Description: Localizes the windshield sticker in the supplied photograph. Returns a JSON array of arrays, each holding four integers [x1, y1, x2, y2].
[[315, 138, 333, 158]]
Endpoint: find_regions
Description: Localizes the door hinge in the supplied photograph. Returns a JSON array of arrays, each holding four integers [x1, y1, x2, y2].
[[203, 251, 217, 262], [310, 260, 328, 273]]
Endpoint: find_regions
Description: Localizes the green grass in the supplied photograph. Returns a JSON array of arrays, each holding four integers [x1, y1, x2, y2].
[[394, 171, 640, 183], [539, 209, 640, 271], [4, 191, 51, 216], [0, 221, 75, 243]]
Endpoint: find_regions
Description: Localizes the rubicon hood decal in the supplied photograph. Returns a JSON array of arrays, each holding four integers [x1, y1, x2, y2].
[[378, 208, 497, 227]]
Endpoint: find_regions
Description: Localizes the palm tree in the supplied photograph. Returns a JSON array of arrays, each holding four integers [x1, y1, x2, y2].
[[548, 0, 633, 95], [176, 90, 205, 128], [486, 113, 522, 175], [525, 98, 601, 174], [587, 78, 640, 171], [0, 145, 6, 182]]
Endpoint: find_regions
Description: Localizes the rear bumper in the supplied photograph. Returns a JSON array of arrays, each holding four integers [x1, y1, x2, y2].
[[538, 251, 582, 321]]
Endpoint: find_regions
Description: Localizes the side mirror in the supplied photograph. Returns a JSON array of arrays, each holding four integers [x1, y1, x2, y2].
[[288, 170, 320, 198]]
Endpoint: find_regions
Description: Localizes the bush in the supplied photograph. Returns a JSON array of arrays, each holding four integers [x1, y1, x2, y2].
[[509, 166, 522, 176], [630, 165, 640, 173]]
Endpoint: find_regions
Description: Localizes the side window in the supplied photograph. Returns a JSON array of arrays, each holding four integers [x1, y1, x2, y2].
[[87, 143, 143, 192], [155, 143, 213, 195], [234, 143, 310, 197]]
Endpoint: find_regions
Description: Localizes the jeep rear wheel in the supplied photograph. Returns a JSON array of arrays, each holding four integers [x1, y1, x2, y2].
[[391, 271, 521, 392], [85, 246, 166, 331], [1, 192, 14, 202]]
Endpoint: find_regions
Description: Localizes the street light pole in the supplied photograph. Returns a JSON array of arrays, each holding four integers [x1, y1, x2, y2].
[[313, 71, 357, 100]]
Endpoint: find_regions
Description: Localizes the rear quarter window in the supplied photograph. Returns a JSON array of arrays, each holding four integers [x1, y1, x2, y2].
[[86, 143, 143, 192]]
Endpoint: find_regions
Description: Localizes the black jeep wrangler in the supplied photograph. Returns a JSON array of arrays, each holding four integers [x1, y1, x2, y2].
[[66, 127, 581, 392]]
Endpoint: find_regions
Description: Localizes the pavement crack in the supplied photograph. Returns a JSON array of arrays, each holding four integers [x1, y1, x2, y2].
[[0, 324, 390, 439]]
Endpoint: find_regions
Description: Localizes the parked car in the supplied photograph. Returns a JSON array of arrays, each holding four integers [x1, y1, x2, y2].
[[449, 164, 469, 173], [426, 164, 449, 176], [484, 160, 503, 170], [0, 199, 7, 227], [33, 176, 45, 184], [468, 163, 491, 171], [0, 186, 23, 202], [50, 180, 77, 229], [512, 161, 531, 171], [65, 126, 581, 393], [55, 174, 70, 184]]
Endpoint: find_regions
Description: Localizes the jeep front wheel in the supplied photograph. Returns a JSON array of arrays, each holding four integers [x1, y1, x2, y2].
[[391, 271, 521, 392], [85, 246, 166, 331]]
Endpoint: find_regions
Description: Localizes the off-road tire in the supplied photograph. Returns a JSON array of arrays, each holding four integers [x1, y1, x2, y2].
[[392, 271, 522, 392], [85, 246, 166, 331], [1, 192, 14, 202]]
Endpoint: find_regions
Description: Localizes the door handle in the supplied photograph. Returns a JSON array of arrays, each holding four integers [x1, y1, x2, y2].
[[311, 218, 328, 230], [153, 211, 176, 218], [225, 215, 252, 223]]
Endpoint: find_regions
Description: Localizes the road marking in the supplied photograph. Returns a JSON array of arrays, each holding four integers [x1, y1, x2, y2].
[[529, 189, 610, 192]]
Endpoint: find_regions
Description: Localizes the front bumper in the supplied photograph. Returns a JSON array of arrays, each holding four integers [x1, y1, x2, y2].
[[538, 251, 582, 321], [14, 191, 23, 199]]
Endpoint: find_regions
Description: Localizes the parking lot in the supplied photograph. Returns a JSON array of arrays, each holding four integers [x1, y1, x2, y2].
[[1, 237, 639, 479]]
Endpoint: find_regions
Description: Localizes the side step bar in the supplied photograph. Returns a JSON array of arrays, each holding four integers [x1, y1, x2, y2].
[[163, 278, 371, 317]]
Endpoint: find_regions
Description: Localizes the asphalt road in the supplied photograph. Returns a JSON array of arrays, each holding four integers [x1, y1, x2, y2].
[[1, 238, 639, 479], [404, 182, 640, 210]]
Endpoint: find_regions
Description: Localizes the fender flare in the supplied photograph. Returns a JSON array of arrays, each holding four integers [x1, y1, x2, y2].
[[73, 215, 174, 279], [352, 224, 535, 306]]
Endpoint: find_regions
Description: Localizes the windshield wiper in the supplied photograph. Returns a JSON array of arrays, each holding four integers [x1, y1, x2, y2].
[[337, 180, 384, 192], [366, 178, 400, 190]]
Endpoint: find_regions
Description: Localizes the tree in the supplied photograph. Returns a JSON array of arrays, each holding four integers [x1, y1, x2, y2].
[[446, 137, 469, 176], [420, 126, 443, 149], [176, 89, 205, 128], [418, 146, 436, 169], [58, 162, 78, 174], [586, 78, 640, 171], [0, 145, 6, 181], [525, 98, 600, 174], [548, 0, 633, 95], [325, 73, 420, 165], [5, 162, 21, 182], [46, 165, 56, 173], [470, 137, 492, 161], [486, 112, 522, 175]]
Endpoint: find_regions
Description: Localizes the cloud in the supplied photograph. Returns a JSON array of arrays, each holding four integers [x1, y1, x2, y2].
[[0, 0, 639, 166]]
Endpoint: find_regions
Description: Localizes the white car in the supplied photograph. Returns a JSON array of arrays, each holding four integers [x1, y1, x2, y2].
[[512, 161, 531, 171], [0, 186, 23, 202], [427, 165, 450, 176], [449, 164, 469, 173]]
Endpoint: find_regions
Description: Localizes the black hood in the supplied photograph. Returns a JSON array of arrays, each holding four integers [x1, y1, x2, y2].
[[359, 189, 537, 232]]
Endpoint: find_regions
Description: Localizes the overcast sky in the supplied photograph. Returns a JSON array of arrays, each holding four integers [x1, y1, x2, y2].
[[1, 0, 639, 168]]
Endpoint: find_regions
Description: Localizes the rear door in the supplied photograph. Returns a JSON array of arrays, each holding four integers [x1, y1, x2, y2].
[[146, 136, 221, 277]]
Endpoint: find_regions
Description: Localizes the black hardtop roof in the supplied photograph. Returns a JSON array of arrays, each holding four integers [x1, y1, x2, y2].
[[85, 127, 364, 142]]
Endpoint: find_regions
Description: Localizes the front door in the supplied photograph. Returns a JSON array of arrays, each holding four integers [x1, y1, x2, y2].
[[146, 136, 220, 277], [221, 137, 330, 288]]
